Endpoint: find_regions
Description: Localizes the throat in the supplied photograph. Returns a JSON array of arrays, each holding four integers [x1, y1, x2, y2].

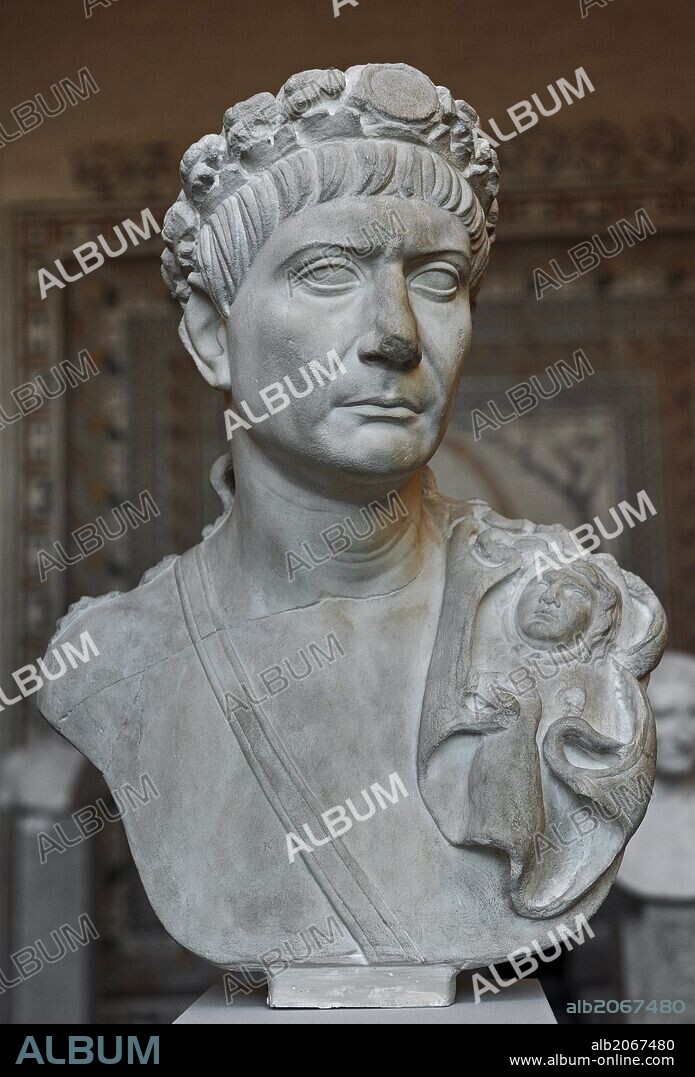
[[207, 463, 440, 617]]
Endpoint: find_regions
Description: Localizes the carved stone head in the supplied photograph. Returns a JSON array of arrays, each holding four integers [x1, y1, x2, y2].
[[160, 63, 499, 487], [514, 561, 622, 658]]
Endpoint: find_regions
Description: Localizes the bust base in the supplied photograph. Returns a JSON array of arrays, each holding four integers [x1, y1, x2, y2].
[[175, 975, 556, 1023], [268, 964, 457, 1008]]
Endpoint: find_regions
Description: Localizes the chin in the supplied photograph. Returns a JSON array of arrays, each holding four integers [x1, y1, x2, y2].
[[334, 442, 435, 483], [324, 454, 424, 486], [523, 623, 557, 643], [367, 421, 437, 460]]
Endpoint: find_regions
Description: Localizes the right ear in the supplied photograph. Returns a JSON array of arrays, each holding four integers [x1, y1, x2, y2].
[[179, 276, 231, 391]]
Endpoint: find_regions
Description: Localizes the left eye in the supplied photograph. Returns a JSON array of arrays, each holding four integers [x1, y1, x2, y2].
[[294, 260, 360, 292], [408, 263, 460, 297]]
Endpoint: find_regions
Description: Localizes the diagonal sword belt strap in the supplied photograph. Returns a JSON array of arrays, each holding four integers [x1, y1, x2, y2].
[[174, 546, 424, 965]]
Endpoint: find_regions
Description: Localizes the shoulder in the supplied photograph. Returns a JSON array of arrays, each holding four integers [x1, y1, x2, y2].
[[37, 454, 236, 766], [422, 468, 569, 550], [423, 468, 605, 563], [423, 470, 666, 678], [36, 552, 192, 754]]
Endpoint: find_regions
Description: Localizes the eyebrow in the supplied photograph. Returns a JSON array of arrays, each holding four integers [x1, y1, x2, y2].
[[280, 242, 472, 273]]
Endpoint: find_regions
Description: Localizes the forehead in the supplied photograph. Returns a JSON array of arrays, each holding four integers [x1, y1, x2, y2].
[[528, 570, 590, 591], [251, 195, 472, 267]]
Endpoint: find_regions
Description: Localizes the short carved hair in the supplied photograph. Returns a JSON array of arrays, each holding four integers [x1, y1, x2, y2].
[[161, 63, 500, 317]]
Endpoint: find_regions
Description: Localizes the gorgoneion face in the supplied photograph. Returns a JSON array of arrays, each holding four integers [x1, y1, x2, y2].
[[223, 195, 474, 490], [515, 570, 596, 650]]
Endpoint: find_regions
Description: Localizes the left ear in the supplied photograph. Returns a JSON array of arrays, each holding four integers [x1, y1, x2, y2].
[[179, 277, 231, 391]]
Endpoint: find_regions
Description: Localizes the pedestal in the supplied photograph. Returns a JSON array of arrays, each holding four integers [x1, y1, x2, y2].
[[175, 974, 556, 1024], [268, 964, 458, 1008]]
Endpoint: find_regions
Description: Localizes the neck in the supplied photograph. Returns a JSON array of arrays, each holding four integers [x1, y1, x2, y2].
[[219, 439, 434, 615]]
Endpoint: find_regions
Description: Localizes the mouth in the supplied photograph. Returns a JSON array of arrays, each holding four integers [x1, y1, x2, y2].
[[338, 397, 423, 419]]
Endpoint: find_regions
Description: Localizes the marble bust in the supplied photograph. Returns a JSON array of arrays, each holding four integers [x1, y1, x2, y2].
[[619, 650, 695, 901], [37, 63, 666, 1008]]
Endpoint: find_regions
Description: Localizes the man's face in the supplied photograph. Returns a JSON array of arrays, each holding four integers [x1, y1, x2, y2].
[[652, 679, 695, 778], [515, 570, 595, 649], [224, 195, 473, 489]]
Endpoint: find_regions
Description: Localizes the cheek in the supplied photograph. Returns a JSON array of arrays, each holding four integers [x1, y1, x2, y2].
[[517, 596, 531, 618], [517, 593, 535, 619], [257, 290, 353, 367], [457, 300, 474, 352], [227, 298, 307, 397], [420, 301, 472, 379]]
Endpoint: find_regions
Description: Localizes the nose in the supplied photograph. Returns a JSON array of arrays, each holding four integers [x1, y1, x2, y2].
[[540, 586, 560, 608], [358, 267, 421, 371]]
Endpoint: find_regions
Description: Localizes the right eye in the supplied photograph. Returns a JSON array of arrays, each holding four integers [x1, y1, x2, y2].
[[408, 262, 461, 299], [293, 259, 361, 294]]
